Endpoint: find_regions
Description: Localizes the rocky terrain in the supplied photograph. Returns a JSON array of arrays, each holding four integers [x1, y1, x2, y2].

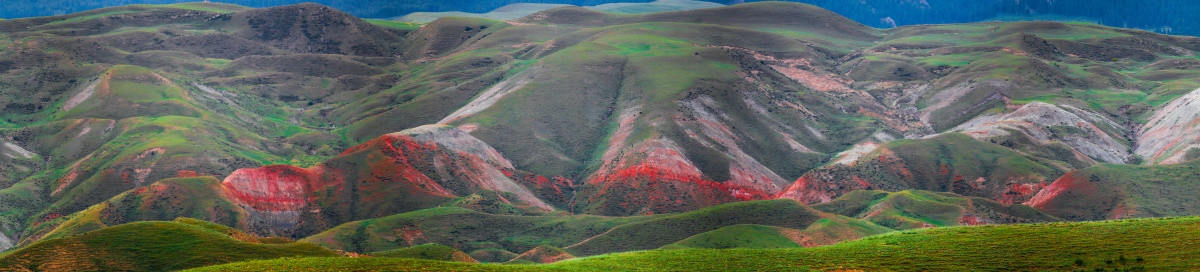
[[2, 1, 1200, 270]]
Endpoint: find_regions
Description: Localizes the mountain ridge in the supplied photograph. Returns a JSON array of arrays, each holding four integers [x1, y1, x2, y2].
[[2, 3, 1200, 266]]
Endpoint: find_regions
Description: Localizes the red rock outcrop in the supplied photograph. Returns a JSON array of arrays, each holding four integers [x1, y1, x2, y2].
[[511, 245, 575, 264], [221, 125, 551, 236], [578, 138, 770, 215]]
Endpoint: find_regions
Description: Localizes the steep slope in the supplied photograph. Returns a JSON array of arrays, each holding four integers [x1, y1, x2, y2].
[[10, 1, 1200, 39], [225, 3, 405, 56], [5, 1, 1200, 257], [1137, 87, 1200, 164], [17, 177, 247, 247], [0, 63, 312, 251], [1025, 161, 1200, 221], [0, 3, 408, 251], [221, 125, 552, 237], [777, 133, 1067, 205], [953, 101, 1130, 164], [447, 3, 887, 215], [16, 124, 564, 245], [0, 219, 336, 272]]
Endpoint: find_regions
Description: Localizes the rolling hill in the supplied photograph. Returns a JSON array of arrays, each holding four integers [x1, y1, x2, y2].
[[301, 199, 890, 259], [811, 190, 1061, 229], [1026, 160, 1200, 221], [185, 216, 1200, 271], [0, 218, 336, 271], [2, 2, 1200, 271]]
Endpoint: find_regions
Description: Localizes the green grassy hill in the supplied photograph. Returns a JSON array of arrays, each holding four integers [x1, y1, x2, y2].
[[0, 219, 336, 271], [190, 216, 1200, 271], [661, 224, 804, 249], [5, 1, 1200, 266], [397, 0, 724, 23], [1027, 160, 1200, 221], [813, 190, 1061, 230], [301, 206, 656, 256], [17, 176, 247, 247], [372, 243, 478, 263], [565, 199, 890, 256], [779, 133, 1070, 206], [303, 199, 890, 259]]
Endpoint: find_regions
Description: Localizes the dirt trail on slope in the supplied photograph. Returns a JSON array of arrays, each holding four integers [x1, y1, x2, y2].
[[438, 74, 532, 125], [61, 80, 99, 111]]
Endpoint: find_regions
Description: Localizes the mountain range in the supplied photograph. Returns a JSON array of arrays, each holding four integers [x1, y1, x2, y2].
[[1, 1, 1199, 270], [3, 0, 1200, 36]]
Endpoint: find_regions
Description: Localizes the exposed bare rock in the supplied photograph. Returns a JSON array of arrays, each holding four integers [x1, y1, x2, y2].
[[222, 125, 551, 236], [1137, 88, 1200, 164], [0, 232, 12, 252], [953, 102, 1130, 164], [510, 245, 575, 264]]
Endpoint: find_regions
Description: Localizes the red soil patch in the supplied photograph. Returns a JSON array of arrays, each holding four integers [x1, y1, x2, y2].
[[53, 171, 81, 197], [775, 175, 839, 204], [593, 164, 769, 201], [513, 246, 575, 264], [1000, 182, 1045, 204], [176, 170, 200, 177], [852, 176, 873, 188], [1107, 202, 1138, 219], [397, 225, 428, 246], [221, 165, 325, 212], [1025, 171, 1089, 209], [958, 214, 983, 226]]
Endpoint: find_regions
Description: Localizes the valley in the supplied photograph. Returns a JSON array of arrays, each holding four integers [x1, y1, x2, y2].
[[0, 1, 1198, 271]]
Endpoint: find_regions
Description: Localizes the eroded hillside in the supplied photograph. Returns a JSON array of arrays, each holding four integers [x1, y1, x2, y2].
[[1, 1, 1200, 257]]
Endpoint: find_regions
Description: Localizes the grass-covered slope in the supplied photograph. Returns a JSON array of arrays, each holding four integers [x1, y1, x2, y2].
[[556, 217, 1200, 271], [219, 125, 564, 238], [0, 219, 336, 272], [303, 199, 890, 259], [564, 199, 889, 256], [780, 133, 1068, 205], [372, 243, 478, 263], [813, 190, 1061, 230], [301, 206, 656, 256], [6, 0, 1200, 258], [0, 3, 377, 250], [1027, 160, 1200, 221], [17, 176, 247, 247], [187, 257, 530, 272], [189, 216, 1200, 271], [661, 224, 804, 249], [397, 0, 726, 23], [509, 245, 575, 264]]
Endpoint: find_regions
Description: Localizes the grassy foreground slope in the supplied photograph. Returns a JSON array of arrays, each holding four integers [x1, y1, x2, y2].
[[812, 190, 1061, 230], [303, 199, 890, 258], [372, 243, 478, 263], [0, 219, 336, 272], [191, 216, 1200, 271], [564, 199, 890, 256], [661, 224, 804, 249]]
